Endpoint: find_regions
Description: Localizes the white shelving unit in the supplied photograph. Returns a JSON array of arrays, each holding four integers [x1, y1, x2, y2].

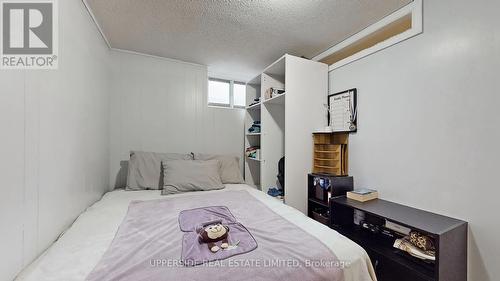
[[244, 74, 262, 189], [244, 54, 328, 213]]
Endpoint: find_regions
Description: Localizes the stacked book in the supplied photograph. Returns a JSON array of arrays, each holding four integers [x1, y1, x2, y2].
[[346, 189, 378, 202]]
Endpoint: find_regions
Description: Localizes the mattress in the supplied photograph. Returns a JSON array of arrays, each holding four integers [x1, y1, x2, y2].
[[15, 184, 376, 281]]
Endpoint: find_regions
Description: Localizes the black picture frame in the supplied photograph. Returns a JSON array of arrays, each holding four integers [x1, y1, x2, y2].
[[327, 88, 357, 133]]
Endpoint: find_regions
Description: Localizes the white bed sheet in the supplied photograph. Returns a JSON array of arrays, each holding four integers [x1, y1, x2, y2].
[[15, 184, 376, 281]]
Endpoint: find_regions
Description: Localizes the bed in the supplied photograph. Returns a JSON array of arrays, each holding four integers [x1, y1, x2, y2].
[[15, 184, 376, 281]]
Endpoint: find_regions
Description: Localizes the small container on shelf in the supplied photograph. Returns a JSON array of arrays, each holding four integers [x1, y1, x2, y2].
[[308, 174, 353, 205], [311, 208, 330, 226]]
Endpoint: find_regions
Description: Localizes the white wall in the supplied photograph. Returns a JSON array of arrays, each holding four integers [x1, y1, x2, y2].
[[0, 1, 111, 280], [329, 0, 499, 280], [109, 51, 245, 188], [0, 4, 245, 279]]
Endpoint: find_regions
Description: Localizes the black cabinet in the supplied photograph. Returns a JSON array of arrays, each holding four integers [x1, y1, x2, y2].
[[331, 197, 467, 281], [307, 174, 353, 226]]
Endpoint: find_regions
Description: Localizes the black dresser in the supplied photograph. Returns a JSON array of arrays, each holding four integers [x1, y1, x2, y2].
[[331, 197, 467, 281]]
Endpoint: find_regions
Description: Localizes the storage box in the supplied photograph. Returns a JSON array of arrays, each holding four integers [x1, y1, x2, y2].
[[312, 210, 329, 225]]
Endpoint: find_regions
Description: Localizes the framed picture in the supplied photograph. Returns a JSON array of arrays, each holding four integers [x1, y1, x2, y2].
[[328, 88, 357, 133]]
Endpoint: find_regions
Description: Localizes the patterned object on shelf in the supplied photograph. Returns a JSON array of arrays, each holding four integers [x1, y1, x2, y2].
[[245, 146, 260, 160], [410, 231, 436, 253]]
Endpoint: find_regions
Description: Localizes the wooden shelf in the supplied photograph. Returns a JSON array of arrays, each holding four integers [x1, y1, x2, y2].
[[314, 164, 339, 169]]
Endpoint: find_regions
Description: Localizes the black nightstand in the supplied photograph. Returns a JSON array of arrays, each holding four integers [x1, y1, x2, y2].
[[331, 197, 467, 281], [307, 173, 353, 226]]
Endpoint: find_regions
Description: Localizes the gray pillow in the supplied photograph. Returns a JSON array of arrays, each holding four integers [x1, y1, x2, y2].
[[126, 151, 193, 190], [161, 160, 224, 195], [193, 153, 244, 184]]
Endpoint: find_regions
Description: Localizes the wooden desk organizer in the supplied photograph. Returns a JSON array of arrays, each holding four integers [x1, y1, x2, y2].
[[313, 132, 348, 176]]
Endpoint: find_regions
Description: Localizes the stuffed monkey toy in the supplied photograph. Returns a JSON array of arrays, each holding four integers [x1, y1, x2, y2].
[[197, 221, 230, 253]]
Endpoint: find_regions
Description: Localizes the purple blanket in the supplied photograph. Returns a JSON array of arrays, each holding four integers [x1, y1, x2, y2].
[[178, 206, 236, 231], [179, 206, 258, 265], [86, 190, 344, 281]]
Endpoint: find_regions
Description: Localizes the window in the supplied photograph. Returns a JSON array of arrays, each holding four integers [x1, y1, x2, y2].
[[233, 83, 246, 108], [208, 78, 246, 108], [208, 79, 230, 106], [312, 0, 422, 70]]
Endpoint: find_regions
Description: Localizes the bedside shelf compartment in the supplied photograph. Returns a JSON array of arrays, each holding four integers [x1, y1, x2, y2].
[[331, 197, 467, 281], [333, 224, 435, 281], [308, 197, 329, 208], [307, 174, 353, 226]]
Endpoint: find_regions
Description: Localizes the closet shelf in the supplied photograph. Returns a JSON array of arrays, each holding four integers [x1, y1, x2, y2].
[[246, 103, 261, 110], [247, 157, 263, 162], [246, 133, 261, 136], [262, 93, 285, 105], [243, 54, 328, 211]]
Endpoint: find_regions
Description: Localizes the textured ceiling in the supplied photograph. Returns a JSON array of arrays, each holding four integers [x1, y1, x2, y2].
[[85, 0, 411, 81]]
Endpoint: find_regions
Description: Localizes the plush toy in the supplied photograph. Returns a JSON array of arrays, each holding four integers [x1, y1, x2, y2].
[[197, 221, 230, 253]]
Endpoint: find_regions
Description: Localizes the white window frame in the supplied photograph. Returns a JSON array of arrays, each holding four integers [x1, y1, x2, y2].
[[208, 78, 246, 109], [312, 0, 423, 71]]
